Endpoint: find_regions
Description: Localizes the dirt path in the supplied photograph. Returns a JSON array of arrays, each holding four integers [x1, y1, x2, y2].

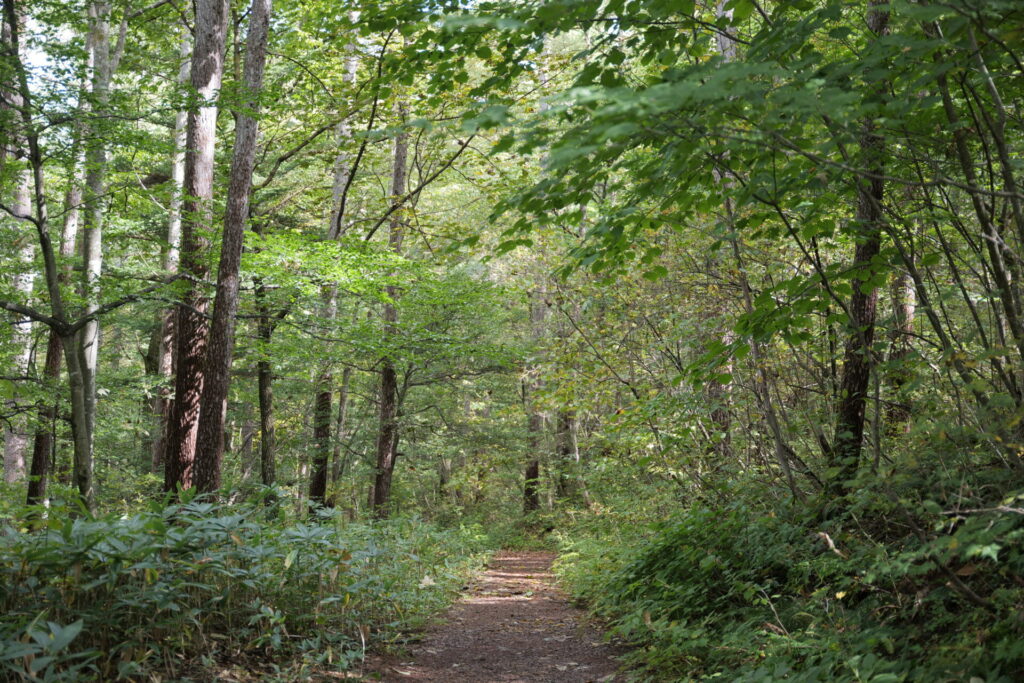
[[364, 551, 625, 682]]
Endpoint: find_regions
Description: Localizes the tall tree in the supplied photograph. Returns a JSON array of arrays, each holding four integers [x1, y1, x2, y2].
[[165, 0, 230, 493], [370, 101, 409, 519], [192, 0, 273, 494], [829, 1, 891, 491], [1, 4, 35, 485], [2, 172, 34, 484], [145, 29, 191, 473], [310, 28, 359, 507], [1, 0, 96, 510], [72, 0, 118, 501], [26, 159, 85, 506], [523, 289, 547, 515]]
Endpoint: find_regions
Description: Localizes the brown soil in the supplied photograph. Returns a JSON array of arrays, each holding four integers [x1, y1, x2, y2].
[[361, 551, 626, 682]]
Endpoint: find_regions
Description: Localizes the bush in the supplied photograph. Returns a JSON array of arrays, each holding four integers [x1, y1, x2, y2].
[[555, 494, 1024, 682], [0, 494, 488, 680]]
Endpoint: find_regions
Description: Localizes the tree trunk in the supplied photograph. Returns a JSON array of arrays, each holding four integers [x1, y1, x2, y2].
[[702, 0, 738, 466], [238, 410, 256, 480], [146, 28, 190, 474], [3, 172, 35, 483], [311, 29, 358, 508], [885, 267, 915, 435], [26, 179, 83, 506], [329, 366, 353, 491], [523, 290, 548, 515], [165, 0, 230, 493], [554, 410, 575, 501], [829, 2, 890, 491], [257, 354, 276, 487], [192, 0, 273, 494], [524, 414, 542, 514], [254, 279, 279, 491], [72, 0, 113, 504], [370, 102, 409, 520], [309, 379, 332, 506]]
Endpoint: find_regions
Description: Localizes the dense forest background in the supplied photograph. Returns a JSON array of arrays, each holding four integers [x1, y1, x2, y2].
[[2, 0, 1023, 680]]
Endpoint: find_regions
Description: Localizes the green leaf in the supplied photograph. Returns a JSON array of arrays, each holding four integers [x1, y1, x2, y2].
[[642, 265, 668, 281]]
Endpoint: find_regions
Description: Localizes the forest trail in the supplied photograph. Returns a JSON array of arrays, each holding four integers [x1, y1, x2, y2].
[[364, 551, 625, 682]]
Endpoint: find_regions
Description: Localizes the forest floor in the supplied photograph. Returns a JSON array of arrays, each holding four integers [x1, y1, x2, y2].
[[360, 551, 626, 682]]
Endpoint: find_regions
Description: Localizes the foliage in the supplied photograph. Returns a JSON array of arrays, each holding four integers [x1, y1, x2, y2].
[[3, 0, 1024, 677], [556, 479, 1024, 682], [0, 495, 488, 680]]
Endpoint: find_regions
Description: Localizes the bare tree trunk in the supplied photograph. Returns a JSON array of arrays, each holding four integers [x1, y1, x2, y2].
[[370, 102, 409, 520], [309, 377, 332, 506], [830, 1, 890, 491], [3, 172, 35, 483], [311, 27, 358, 507], [702, 0, 739, 466], [2, 6, 34, 490], [71, 0, 113, 505], [147, 29, 190, 473], [523, 290, 548, 515], [165, 0, 230, 493], [554, 410, 575, 501], [238, 408, 256, 480], [329, 366, 353, 489], [193, 0, 273, 494], [2, 0, 94, 511], [27, 177, 83, 506], [524, 418, 542, 514], [257, 344, 276, 487], [570, 414, 594, 507], [886, 266, 916, 435]]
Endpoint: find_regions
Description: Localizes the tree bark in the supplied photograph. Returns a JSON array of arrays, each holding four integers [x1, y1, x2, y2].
[[3, 172, 35, 483], [165, 0, 230, 493], [309, 377, 332, 507], [370, 101, 409, 520], [310, 25, 358, 508], [523, 290, 548, 515], [146, 28, 190, 473], [72, 0, 113, 503], [829, 1, 890, 490], [885, 266, 915, 435], [328, 366, 353, 498], [257, 348, 276, 488], [554, 410, 575, 501], [192, 0, 273, 494], [26, 178, 83, 506]]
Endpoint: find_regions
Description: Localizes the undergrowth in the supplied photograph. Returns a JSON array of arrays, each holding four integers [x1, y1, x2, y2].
[[0, 491, 489, 681], [555, 478, 1024, 682]]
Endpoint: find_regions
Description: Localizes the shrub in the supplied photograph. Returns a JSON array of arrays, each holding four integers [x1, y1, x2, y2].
[[556, 495, 1024, 682], [0, 495, 488, 680]]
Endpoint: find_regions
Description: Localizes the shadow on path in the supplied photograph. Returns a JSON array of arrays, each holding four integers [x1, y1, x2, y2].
[[365, 551, 625, 682]]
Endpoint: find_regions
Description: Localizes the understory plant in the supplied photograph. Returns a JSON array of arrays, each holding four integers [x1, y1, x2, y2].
[[555, 478, 1024, 682], [0, 492, 488, 681]]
